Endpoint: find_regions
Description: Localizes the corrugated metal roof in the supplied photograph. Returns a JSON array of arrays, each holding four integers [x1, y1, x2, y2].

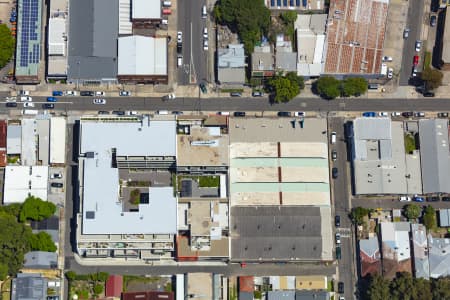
[[7, 125, 21, 154], [132, 0, 160, 19], [267, 291, 295, 300], [218, 44, 245, 68], [440, 209, 450, 227], [360, 236, 379, 257], [428, 236, 450, 278], [24, 251, 58, 269], [49, 18, 66, 56]]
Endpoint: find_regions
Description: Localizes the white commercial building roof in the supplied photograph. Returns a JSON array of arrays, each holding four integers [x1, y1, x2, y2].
[[132, 0, 161, 19], [119, 0, 132, 35], [48, 18, 66, 56], [118, 36, 167, 76], [80, 117, 177, 235], [50, 117, 66, 164], [22, 119, 37, 166], [7, 125, 21, 154], [3, 166, 49, 204]]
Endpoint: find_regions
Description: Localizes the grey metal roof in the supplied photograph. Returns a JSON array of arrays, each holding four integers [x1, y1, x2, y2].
[[360, 236, 379, 257], [218, 44, 245, 68], [67, 0, 118, 80], [266, 291, 295, 300], [419, 119, 450, 194], [7, 125, 22, 154], [428, 236, 450, 278], [354, 118, 392, 141], [11, 273, 47, 300], [239, 292, 253, 300], [24, 251, 58, 269], [218, 68, 245, 84], [275, 52, 297, 72], [411, 223, 429, 279], [439, 209, 450, 227], [231, 206, 332, 261], [295, 291, 329, 300]]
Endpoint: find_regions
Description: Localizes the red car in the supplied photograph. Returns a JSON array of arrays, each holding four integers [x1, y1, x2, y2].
[[413, 55, 419, 66]]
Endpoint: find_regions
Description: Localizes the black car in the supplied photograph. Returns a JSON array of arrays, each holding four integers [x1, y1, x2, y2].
[[402, 111, 413, 117], [199, 83, 207, 94], [336, 246, 341, 260], [172, 111, 183, 115], [112, 110, 125, 115], [5, 102, 17, 107], [430, 15, 437, 27], [427, 197, 439, 202], [277, 111, 291, 117], [338, 282, 344, 294], [438, 112, 449, 118], [423, 91, 435, 97], [98, 111, 109, 115], [50, 182, 63, 188], [335, 215, 341, 227], [332, 167, 338, 179], [234, 112, 246, 117], [443, 197, 450, 202], [80, 91, 94, 96], [43, 103, 54, 109]]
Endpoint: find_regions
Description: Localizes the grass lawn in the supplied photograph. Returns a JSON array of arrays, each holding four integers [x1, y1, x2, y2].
[[199, 176, 220, 188], [404, 134, 416, 154]]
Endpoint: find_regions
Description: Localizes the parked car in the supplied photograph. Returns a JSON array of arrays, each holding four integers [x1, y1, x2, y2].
[[415, 112, 425, 117], [403, 28, 410, 38], [50, 173, 62, 179], [19, 90, 30, 95], [43, 103, 54, 109], [172, 111, 183, 115], [332, 150, 337, 161], [80, 91, 94, 96], [427, 197, 439, 202], [294, 111, 306, 117], [335, 215, 341, 227], [230, 92, 241, 97], [392, 112, 401, 117], [438, 112, 449, 118], [98, 111, 109, 115], [252, 91, 263, 97], [415, 40, 422, 52], [20, 96, 32, 101], [277, 111, 291, 117], [95, 91, 106, 96], [52, 91, 63, 96], [203, 27, 208, 39], [378, 112, 388, 117], [402, 111, 413, 117], [400, 196, 412, 202], [335, 233, 341, 244], [234, 112, 246, 117], [46, 97, 58, 102], [338, 282, 344, 294], [162, 93, 176, 100], [65, 91, 77, 96], [50, 182, 63, 188], [5, 102, 17, 108], [362, 111, 376, 117], [413, 196, 425, 202], [423, 91, 435, 97], [387, 68, 394, 79], [93, 98, 106, 104], [199, 83, 207, 94], [203, 39, 209, 50], [430, 15, 437, 27], [23, 102, 34, 107], [332, 167, 338, 179], [382, 56, 393, 62], [336, 246, 342, 260], [112, 111, 125, 115], [177, 31, 182, 43], [442, 197, 450, 201], [119, 90, 131, 96]]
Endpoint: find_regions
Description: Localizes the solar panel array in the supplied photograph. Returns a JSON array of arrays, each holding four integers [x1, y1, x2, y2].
[[19, 0, 40, 67]]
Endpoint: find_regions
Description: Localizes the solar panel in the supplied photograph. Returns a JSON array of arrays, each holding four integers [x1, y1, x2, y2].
[[18, 0, 40, 68]]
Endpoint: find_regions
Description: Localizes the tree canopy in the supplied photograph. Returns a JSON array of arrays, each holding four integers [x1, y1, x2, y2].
[[214, 0, 270, 54], [422, 67, 443, 90], [30, 231, 57, 252], [350, 207, 370, 225], [342, 77, 368, 97], [268, 72, 304, 103], [316, 76, 341, 99], [19, 196, 56, 222], [404, 204, 421, 220], [423, 205, 436, 231], [0, 24, 15, 69]]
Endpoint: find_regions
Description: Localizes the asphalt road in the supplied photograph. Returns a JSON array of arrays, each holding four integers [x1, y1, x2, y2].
[[4, 94, 450, 113], [177, 0, 207, 85], [329, 117, 355, 300], [399, 0, 425, 85]]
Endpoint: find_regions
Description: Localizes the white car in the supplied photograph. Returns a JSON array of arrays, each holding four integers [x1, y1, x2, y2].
[[161, 19, 168, 25], [126, 111, 138, 115], [203, 39, 208, 50], [50, 173, 62, 179], [177, 31, 182, 43], [391, 112, 401, 117], [163, 93, 176, 100], [65, 91, 77, 96], [335, 233, 341, 244], [378, 112, 388, 117], [382, 56, 393, 62], [387, 68, 394, 79], [93, 98, 106, 104], [203, 28, 208, 39], [400, 196, 412, 202], [19, 90, 30, 96], [95, 91, 106, 96], [415, 40, 422, 52], [20, 96, 32, 102], [23, 102, 35, 107], [119, 91, 131, 96], [294, 111, 306, 117]]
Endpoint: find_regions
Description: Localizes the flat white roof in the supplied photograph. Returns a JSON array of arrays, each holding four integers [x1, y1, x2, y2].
[[3, 166, 48, 204], [48, 18, 66, 56], [118, 35, 167, 76], [22, 119, 37, 166], [7, 125, 21, 154], [50, 117, 66, 164], [132, 0, 161, 19]]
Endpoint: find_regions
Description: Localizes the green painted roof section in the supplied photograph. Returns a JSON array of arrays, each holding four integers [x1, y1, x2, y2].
[[231, 157, 328, 168], [231, 182, 330, 193]]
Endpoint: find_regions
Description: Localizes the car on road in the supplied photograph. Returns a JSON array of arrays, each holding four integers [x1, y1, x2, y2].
[[93, 98, 106, 104], [119, 90, 131, 96], [427, 197, 439, 202], [112, 110, 125, 115], [203, 39, 209, 50], [336, 246, 341, 260], [339, 297, 345, 300], [20, 96, 32, 101], [423, 91, 435, 97], [46, 97, 58, 102], [412, 66, 418, 77], [50, 173, 62, 179], [65, 91, 77, 96], [199, 83, 207, 94], [19, 90, 30, 95], [430, 15, 437, 27], [230, 92, 242, 97], [413, 196, 425, 202], [177, 31, 182, 43], [23, 102, 34, 108], [163, 93, 176, 100], [332, 167, 338, 179], [202, 5, 207, 18], [98, 111, 109, 115], [413, 55, 419, 66], [443, 197, 450, 202], [335, 215, 340, 227], [387, 68, 393, 79], [392, 112, 401, 117], [177, 55, 183, 67], [95, 91, 106, 96], [5, 102, 17, 108], [382, 56, 393, 62], [177, 43, 182, 53], [277, 111, 291, 117], [400, 196, 412, 202], [403, 28, 410, 38], [218, 112, 230, 116], [331, 131, 337, 144], [172, 111, 183, 115], [378, 112, 388, 117], [415, 40, 422, 52], [203, 27, 208, 39], [252, 91, 263, 97], [402, 111, 413, 117], [43, 103, 54, 109], [338, 282, 344, 294], [362, 111, 376, 117], [234, 112, 246, 117], [80, 91, 94, 96], [332, 150, 337, 161], [294, 111, 306, 117], [415, 112, 425, 117], [335, 233, 341, 244], [438, 112, 449, 118], [50, 182, 63, 188], [52, 91, 63, 96]]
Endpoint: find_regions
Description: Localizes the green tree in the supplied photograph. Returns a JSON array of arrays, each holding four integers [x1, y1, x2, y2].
[[423, 206, 436, 231], [366, 274, 390, 300], [279, 11, 297, 39], [422, 67, 443, 90], [29, 232, 57, 252], [341, 77, 367, 97], [0, 212, 32, 277], [214, 0, 270, 54], [350, 207, 370, 225], [404, 204, 421, 220], [65, 271, 76, 281], [97, 272, 109, 282], [285, 72, 305, 90], [269, 76, 299, 103], [316, 76, 341, 99], [93, 283, 104, 295], [0, 263, 8, 281], [0, 203, 23, 219], [432, 277, 450, 300], [0, 24, 15, 69], [19, 196, 56, 222], [414, 278, 432, 300], [390, 272, 416, 300]]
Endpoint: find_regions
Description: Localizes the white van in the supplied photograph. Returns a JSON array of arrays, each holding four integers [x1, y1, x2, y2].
[[202, 5, 207, 18], [177, 55, 183, 67], [162, 1, 172, 7], [218, 111, 230, 116], [331, 132, 337, 144], [157, 110, 169, 115], [22, 109, 38, 115]]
